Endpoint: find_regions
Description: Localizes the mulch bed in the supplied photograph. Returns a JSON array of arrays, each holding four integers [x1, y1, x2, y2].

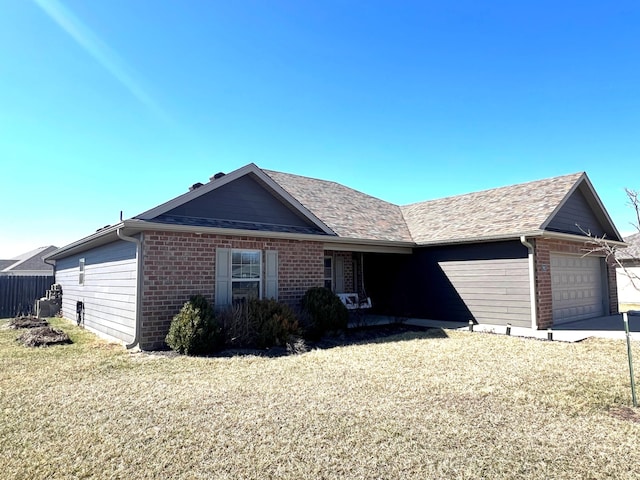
[[17, 327, 72, 348], [214, 323, 439, 358], [8, 316, 50, 329]]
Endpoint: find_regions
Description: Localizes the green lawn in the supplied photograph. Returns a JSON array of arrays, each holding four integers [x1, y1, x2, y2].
[[2, 317, 640, 479]]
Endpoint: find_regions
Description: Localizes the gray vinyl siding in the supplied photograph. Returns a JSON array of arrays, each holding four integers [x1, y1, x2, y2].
[[546, 187, 606, 237], [164, 174, 314, 228], [55, 240, 137, 343], [436, 258, 531, 327]]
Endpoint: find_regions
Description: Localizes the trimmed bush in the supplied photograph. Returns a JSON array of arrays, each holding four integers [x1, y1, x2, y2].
[[165, 295, 223, 355], [300, 287, 349, 340], [248, 298, 299, 349]]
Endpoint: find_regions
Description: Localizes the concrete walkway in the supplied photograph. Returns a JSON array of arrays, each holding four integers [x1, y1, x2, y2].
[[356, 312, 640, 342]]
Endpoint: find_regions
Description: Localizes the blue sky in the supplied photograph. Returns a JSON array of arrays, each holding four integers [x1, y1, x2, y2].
[[1, 1, 639, 257]]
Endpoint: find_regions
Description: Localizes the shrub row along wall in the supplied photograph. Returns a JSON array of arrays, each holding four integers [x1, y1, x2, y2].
[[0, 276, 54, 318], [140, 231, 325, 349]]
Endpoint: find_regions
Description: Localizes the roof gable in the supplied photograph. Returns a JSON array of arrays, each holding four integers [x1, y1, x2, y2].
[[135, 164, 334, 235], [543, 176, 621, 240]]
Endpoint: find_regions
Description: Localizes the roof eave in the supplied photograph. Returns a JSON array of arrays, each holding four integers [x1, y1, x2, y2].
[[412, 229, 629, 248], [414, 231, 545, 247], [45, 218, 418, 261], [45, 224, 123, 261], [125, 219, 414, 248], [541, 230, 628, 247]]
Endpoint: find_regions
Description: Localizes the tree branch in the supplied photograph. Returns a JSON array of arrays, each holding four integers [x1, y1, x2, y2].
[[578, 187, 640, 293]]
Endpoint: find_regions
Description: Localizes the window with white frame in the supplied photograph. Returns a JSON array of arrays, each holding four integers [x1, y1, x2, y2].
[[324, 256, 333, 291], [79, 258, 85, 285], [231, 250, 261, 301]]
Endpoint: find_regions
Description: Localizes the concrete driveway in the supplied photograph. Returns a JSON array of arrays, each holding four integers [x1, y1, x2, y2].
[[549, 312, 640, 341]]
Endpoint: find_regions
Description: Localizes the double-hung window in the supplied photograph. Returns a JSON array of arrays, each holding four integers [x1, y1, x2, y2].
[[216, 248, 277, 306], [231, 250, 261, 301]]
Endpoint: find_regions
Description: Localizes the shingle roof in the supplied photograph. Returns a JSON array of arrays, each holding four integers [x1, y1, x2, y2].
[[400, 173, 585, 244], [619, 232, 640, 259], [265, 169, 596, 245], [264, 170, 414, 242]]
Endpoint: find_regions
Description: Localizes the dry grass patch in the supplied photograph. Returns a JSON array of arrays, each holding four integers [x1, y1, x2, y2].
[[2, 318, 640, 479]]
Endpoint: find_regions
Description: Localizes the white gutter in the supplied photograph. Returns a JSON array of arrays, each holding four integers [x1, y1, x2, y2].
[[414, 231, 545, 247], [117, 227, 143, 350], [541, 230, 627, 247], [520, 236, 538, 330], [46, 223, 123, 260]]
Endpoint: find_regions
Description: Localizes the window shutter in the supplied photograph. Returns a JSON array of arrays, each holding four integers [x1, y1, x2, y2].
[[335, 256, 345, 293], [215, 248, 232, 307], [265, 250, 278, 300]]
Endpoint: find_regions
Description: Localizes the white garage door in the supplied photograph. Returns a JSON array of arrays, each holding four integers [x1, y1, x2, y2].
[[551, 254, 604, 324]]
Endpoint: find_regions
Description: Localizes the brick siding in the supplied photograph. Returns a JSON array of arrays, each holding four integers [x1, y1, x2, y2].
[[533, 237, 619, 329], [140, 231, 324, 349]]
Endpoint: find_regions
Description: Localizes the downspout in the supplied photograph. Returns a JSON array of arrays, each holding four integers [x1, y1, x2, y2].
[[117, 227, 142, 349], [520, 236, 538, 330], [43, 257, 56, 278]]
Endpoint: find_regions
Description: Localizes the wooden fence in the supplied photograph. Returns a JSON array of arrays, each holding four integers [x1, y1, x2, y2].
[[0, 276, 54, 318]]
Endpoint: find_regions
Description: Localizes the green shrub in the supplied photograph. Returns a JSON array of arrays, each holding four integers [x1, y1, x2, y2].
[[248, 298, 299, 349], [300, 287, 349, 340], [165, 295, 223, 355]]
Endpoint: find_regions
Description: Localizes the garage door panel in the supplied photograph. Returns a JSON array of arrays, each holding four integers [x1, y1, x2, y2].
[[551, 254, 604, 324]]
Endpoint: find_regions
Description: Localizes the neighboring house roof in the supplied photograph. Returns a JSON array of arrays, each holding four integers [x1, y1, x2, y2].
[[618, 233, 640, 260], [46, 164, 624, 260], [264, 170, 414, 242], [0, 260, 15, 270], [1, 246, 57, 274]]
